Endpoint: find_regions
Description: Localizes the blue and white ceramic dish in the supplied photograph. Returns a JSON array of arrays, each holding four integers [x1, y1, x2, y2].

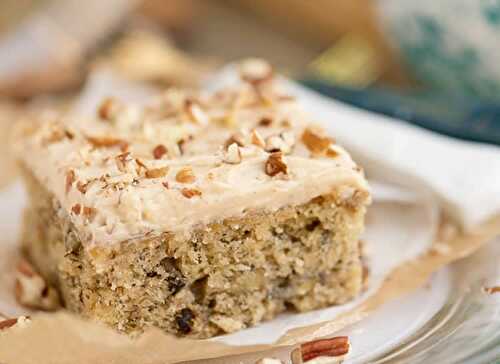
[[376, 0, 500, 102]]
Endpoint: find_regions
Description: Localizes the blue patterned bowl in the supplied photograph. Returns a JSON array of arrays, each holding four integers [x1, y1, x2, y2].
[[376, 0, 500, 102]]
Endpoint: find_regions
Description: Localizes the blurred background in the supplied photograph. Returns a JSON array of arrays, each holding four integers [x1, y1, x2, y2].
[[0, 0, 410, 92], [1, 0, 500, 183]]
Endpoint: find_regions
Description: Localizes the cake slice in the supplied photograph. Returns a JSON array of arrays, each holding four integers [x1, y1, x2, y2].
[[14, 61, 370, 338]]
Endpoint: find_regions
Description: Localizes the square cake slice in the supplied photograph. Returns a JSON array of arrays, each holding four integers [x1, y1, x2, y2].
[[14, 60, 370, 338]]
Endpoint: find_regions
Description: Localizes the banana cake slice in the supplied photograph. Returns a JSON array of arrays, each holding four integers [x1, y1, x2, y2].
[[14, 61, 370, 338]]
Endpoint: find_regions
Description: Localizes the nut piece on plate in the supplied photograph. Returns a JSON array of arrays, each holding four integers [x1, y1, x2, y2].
[[0, 316, 31, 331], [291, 337, 350, 363], [14, 260, 61, 311], [0, 318, 19, 330]]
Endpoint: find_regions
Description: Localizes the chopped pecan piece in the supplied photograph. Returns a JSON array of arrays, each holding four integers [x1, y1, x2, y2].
[[153, 144, 168, 159], [298, 336, 350, 362], [258, 117, 272, 127], [87, 136, 129, 152], [301, 127, 335, 155], [181, 188, 202, 199], [326, 145, 340, 158], [223, 143, 242, 164], [265, 152, 288, 176], [76, 181, 89, 194], [176, 167, 196, 183], [250, 129, 265, 148], [71, 204, 81, 215], [0, 318, 20, 330], [115, 152, 132, 172], [145, 166, 169, 179]]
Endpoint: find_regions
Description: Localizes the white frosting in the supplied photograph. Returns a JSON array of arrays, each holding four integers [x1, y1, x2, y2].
[[15, 73, 369, 248]]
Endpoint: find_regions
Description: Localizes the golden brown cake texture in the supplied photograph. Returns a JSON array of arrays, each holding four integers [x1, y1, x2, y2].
[[14, 60, 370, 338]]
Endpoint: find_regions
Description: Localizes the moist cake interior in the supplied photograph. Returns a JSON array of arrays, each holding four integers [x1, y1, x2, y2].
[[21, 168, 368, 338]]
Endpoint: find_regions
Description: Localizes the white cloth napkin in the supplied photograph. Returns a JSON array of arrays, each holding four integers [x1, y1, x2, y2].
[[207, 67, 500, 230]]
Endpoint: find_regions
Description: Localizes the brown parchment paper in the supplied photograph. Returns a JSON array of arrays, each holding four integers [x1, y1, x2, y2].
[[0, 214, 499, 364]]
